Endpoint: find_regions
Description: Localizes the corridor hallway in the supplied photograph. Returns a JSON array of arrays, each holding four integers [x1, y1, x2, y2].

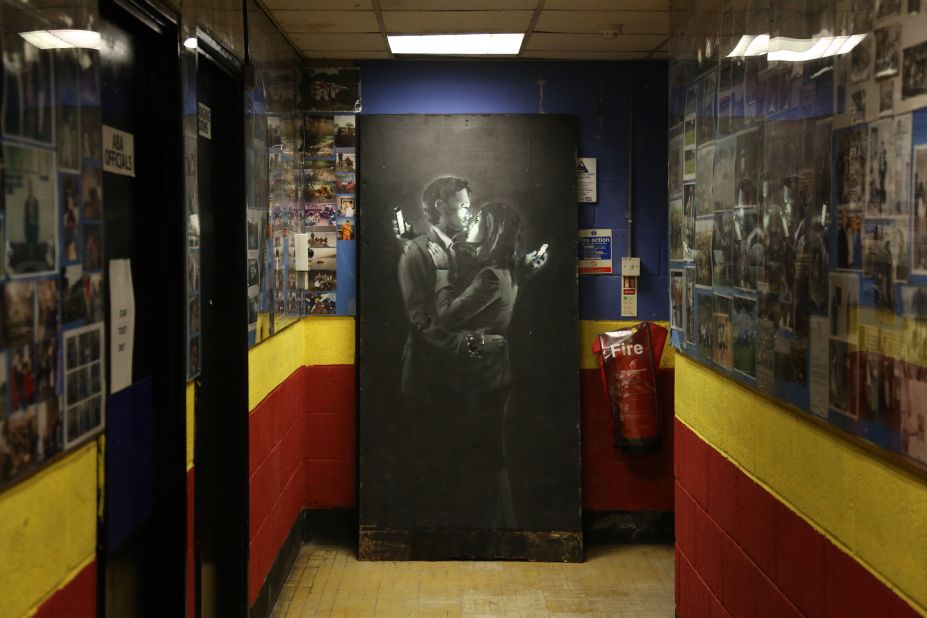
[[269, 544, 675, 617]]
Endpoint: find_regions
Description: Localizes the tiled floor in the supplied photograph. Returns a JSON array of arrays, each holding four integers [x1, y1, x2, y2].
[[270, 543, 675, 617]]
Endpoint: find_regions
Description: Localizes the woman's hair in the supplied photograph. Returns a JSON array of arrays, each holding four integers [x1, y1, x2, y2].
[[474, 202, 522, 273]]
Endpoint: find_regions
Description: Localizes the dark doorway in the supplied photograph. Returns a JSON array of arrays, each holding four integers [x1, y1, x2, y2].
[[98, 0, 185, 615], [194, 41, 248, 618]]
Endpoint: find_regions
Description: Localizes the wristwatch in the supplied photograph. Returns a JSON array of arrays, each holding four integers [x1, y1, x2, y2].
[[465, 333, 484, 357]]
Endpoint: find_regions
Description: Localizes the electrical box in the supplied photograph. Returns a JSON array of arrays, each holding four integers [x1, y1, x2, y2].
[[621, 257, 641, 277]]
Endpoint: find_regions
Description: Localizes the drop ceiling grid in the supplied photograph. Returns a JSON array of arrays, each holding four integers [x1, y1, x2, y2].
[[265, 0, 670, 59]]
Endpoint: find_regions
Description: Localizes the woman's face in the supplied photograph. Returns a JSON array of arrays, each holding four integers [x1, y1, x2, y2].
[[466, 212, 485, 243]]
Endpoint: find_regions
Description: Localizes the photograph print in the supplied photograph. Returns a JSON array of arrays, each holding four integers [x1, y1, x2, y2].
[[358, 114, 581, 560], [902, 40, 927, 99], [732, 296, 757, 377], [334, 114, 356, 148], [4, 145, 57, 275], [684, 266, 696, 345], [712, 294, 733, 369], [671, 269, 684, 330], [874, 25, 901, 79], [670, 197, 684, 261]]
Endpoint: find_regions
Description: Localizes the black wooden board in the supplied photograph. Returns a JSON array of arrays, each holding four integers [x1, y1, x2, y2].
[[358, 115, 582, 561]]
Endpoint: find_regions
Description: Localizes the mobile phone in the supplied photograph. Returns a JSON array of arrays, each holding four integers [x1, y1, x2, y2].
[[393, 206, 410, 238], [537, 243, 549, 257]]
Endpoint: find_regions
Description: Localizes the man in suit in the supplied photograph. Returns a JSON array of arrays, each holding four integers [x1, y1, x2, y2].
[[394, 176, 476, 532], [398, 177, 481, 401]]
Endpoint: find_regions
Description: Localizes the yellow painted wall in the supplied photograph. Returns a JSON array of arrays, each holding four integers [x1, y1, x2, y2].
[[186, 382, 195, 471], [0, 441, 99, 618], [676, 355, 927, 615]]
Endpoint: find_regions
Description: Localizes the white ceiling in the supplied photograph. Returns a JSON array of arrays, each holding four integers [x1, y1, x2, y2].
[[261, 0, 670, 60]]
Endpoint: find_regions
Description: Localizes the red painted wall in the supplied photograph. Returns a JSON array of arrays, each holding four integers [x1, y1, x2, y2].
[[186, 469, 195, 618], [303, 365, 356, 508], [675, 420, 918, 618], [33, 561, 96, 618], [247, 361, 676, 605], [248, 367, 308, 605], [582, 368, 675, 511]]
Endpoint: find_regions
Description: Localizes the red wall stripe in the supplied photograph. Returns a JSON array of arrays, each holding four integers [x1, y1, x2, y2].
[[247, 361, 677, 607], [33, 560, 96, 618], [580, 368, 675, 511], [186, 468, 195, 618], [675, 420, 919, 618]]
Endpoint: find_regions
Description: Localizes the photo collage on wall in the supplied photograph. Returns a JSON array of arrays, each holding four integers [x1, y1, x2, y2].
[[248, 67, 360, 344], [300, 67, 359, 317], [186, 135, 201, 376], [0, 43, 105, 487], [668, 1, 927, 469], [300, 110, 356, 316]]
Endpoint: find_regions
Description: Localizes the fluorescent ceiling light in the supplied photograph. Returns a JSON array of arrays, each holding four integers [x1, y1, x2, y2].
[[768, 34, 866, 62], [728, 33, 865, 61], [20, 29, 101, 50], [727, 34, 769, 57], [388, 33, 524, 56]]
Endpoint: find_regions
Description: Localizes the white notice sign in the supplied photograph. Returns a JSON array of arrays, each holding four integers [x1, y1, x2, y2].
[[198, 103, 212, 139], [577, 157, 597, 203], [109, 259, 135, 394], [102, 125, 135, 177], [622, 276, 638, 317]]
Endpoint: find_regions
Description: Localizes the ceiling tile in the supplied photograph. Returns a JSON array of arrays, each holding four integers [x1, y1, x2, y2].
[[272, 10, 380, 33], [288, 33, 386, 51], [301, 50, 393, 59], [382, 10, 533, 33], [544, 0, 669, 9], [263, 0, 372, 9], [525, 33, 667, 51], [379, 0, 538, 9], [521, 50, 656, 59], [535, 10, 668, 34]]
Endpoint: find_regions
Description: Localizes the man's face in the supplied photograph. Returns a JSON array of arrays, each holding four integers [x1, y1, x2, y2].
[[438, 188, 470, 235]]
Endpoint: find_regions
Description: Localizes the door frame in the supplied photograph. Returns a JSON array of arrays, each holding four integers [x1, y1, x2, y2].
[[96, 0, 186, 614], [192, 34, 249, 618]]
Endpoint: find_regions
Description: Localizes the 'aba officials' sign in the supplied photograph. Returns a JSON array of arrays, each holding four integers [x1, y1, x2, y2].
[[102, 125, 135, 177]]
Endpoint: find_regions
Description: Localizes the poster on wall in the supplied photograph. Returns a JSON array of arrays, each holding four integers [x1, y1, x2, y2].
[[577, 157, 597, 202], [358, 114, 581, 560], [63, 322, 105, 447], [302, 68, 360, 113], [578, 228, 612, 274]]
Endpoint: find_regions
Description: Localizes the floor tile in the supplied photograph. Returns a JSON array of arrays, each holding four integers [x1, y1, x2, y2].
[[270, 544, 674, 618]]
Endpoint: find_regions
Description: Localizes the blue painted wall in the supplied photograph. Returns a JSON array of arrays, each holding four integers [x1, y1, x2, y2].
[[359, 60, 668, 321]]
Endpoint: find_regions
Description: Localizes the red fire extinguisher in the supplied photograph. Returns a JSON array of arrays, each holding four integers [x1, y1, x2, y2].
[[592, 322, 667, 451]]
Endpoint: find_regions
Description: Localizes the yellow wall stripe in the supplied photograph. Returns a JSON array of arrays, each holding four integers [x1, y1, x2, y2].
[[303, 316, 355, 367], [186, 381, 195, 471], [0, 442, 98, 618], [248, 320, 307, 411], [676, 355, 927, 614]]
